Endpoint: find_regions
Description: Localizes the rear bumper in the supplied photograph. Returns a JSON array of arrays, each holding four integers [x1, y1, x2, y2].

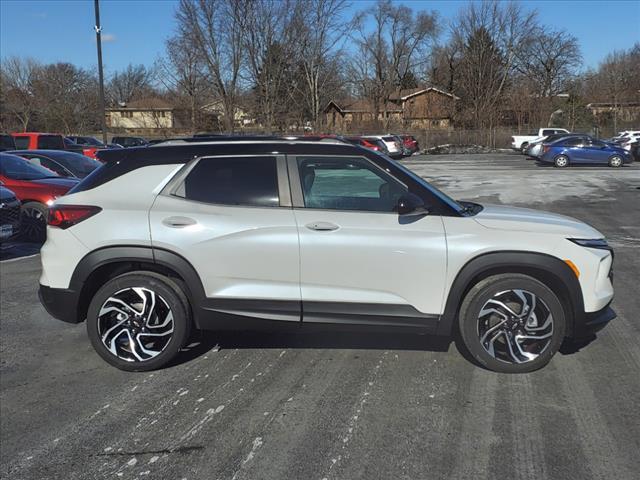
[[571, 304, 616, 338], [39, 284, 82, 323]]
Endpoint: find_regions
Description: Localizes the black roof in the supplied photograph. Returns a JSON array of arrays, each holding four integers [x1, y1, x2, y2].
[[95, 138, 353, 164]]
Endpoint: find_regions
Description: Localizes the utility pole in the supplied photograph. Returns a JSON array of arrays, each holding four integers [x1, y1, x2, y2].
[[94, 0, 108, 144]]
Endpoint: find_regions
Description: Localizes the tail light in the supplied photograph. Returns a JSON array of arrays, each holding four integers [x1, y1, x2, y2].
[[543, 145, 550, 153], [48, 205, 102, 229]]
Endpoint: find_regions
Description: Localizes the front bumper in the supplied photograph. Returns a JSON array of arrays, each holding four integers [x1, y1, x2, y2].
[[571, 303, 616, 339], [39, 284, 82, 323]]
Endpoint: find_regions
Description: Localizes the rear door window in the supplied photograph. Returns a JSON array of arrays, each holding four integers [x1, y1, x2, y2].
[[180, 156, 279, 207], [37, 135, 65, 149]]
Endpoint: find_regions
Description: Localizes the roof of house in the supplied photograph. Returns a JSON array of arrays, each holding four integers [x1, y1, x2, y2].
[[586, 102, 640, 108], [107, 98, 174, 111], [388, 86, 460, 101], [325, 99, 403, 113]]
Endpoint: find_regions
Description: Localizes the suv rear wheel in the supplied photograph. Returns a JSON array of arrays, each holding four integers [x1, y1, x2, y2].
[[86, 271, 191, 371], [458, 274, 566, 373]]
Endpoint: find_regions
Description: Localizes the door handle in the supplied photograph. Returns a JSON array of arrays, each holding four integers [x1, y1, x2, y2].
[[306, 221, 339, 231], [162, 216, 197, 228]]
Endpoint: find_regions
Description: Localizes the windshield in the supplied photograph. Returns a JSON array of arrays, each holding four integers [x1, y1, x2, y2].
[[82, 137, 105, 147], [0, 153, 60, 180]]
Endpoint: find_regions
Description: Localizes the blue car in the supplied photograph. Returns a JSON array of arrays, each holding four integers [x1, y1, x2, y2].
[[539, 136, 633, 167]]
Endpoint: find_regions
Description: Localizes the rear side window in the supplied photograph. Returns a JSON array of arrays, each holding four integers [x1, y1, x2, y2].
[[181, 156, 279, 207], [561, 137, 585, 147], [37, 135, 65, 149], [13, 137, 29, 149], [541, 130, 555, 136]]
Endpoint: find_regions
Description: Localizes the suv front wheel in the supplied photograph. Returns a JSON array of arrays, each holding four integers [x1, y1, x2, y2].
[[86, 271, 191, 371], [458, 274, 566, 373]]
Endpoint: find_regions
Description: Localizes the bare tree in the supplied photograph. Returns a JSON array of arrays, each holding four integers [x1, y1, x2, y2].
[[107, 64, 155, 105], [33, 63, 98, 134], [515, 27, 581, 97], [156, 34, 207, 133], [176, 0, 244, 132], [350, 0, 439, 126], [238, 0, 297, 133], [290, 0, 350, 130], [591, 45, 640, 131], [0, 57, 41, 131], [451, 0, 537, 138]]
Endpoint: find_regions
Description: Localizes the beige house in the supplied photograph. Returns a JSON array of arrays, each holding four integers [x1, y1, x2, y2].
[[586, 102, 640, 122], [201, 101, 255, 128], [106, 98, 174, 130], [325, 87, 459, 132]]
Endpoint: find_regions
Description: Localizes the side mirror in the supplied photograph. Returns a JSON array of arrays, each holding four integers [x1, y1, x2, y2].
[[396, 193, 429, 216]]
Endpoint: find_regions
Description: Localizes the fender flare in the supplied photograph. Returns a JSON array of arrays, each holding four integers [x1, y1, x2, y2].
[[436, 251, 584, 336], [70, 245, 207, 325]]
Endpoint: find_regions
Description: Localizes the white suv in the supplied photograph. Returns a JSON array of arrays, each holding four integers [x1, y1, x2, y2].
[[39, 138, 615, 373]]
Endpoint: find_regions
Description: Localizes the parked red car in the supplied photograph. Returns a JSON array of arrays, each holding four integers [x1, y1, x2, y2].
[[345, 136, 388, 153], [0, 152, 78, 241], [11, 132, 99, 159], [401, 135, 419, 154]]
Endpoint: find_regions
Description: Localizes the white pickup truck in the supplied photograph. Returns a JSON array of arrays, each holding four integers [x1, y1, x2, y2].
[[511, 128, 570, 153]]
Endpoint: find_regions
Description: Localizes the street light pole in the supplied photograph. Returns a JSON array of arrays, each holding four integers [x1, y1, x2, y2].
[[94, 0, 108, 144]]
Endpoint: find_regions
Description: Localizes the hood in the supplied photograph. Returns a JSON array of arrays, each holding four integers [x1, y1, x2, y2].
[[473, 204, 603, 238], [31, 177, 79, 190]]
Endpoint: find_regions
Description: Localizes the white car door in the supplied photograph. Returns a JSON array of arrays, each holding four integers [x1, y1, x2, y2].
[[289, 155, 447, 328], [149, 155, 301, 322]]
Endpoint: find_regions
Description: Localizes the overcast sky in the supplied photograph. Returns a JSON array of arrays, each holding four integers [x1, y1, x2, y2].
[[1, 0, 638, 76]]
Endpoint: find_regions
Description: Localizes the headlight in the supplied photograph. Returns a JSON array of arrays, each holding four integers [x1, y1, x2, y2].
[[568, 238, 611, 250]]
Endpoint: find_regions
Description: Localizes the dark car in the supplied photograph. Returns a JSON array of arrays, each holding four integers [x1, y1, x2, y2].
[[0, 185, 21, 244], [1, 134, 16, 152], [0, 153, 78, 241], [67, 136, 122, 151], [112, 136, 149, 148], [67, 136, 105, 147], [63, 137, 89, 156], [539, 136, 633, 168], [13, 150, 101, 179], [629, 140, 640, 161]]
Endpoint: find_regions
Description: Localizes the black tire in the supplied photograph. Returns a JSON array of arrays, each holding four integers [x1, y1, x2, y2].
[[554, 154, 569, 168], [608, 155, 623, 168], [86, 271, 192, 371], [520, 143, 529, 154], [20, 201, 48, 242], [458, 274, 566, 373]]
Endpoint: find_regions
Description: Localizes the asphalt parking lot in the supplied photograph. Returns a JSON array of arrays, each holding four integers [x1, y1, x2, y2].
[[1, 153, 639, 480]]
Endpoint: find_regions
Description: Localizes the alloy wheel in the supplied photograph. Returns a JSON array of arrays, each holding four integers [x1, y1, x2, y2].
[[477, 289, 553, 364], [610, 156, 622, 167], [97, 287, 174, 362]]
